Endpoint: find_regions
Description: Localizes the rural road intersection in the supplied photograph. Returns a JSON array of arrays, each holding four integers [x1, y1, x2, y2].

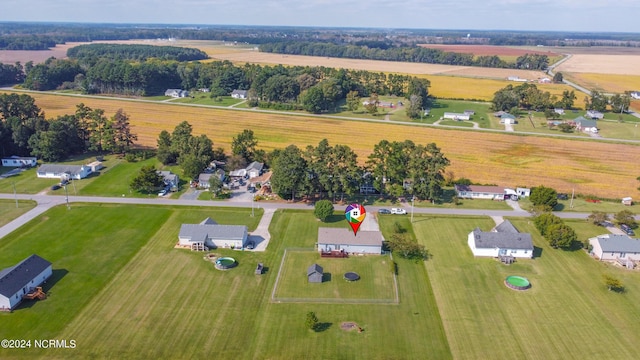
[[0, 193, 608, 243]]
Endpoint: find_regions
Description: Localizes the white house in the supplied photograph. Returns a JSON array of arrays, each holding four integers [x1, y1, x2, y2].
[[165, 89, 189, 98], [231, 90, 248, 99], [178, 217, 248, 250], [507, 76, 527, 82], [631, 91, 640, 100], [443, 112, 470, 121], [573, 116, 598, 133], [455, 184, 507, 200], [589, 234, 640, 262], [500, 113, 517, 124], [516, 187, 531, 198], [317, 228, 382, 255], [0, 254, 52, 311], [585, 110, 604, 120], [36, 164, 92, 180], [1, 156, 37, 168], [87, 161, 103, 172], [246, 161, 264, 179], [468, 220, 534, 258], [554, 108, 565, 115]]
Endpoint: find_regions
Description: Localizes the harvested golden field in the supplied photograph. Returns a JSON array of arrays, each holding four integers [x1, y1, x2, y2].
[[563, 73, 640, 94], [211, 50, 547, 80], [16, 91, 639, 199], [420, 75, 575, 101], [556, 54, 640, 75], [0, 42, 90, 64]]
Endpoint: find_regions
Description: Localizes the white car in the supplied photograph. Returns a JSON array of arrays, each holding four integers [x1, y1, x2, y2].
[[391, 208, 407, 215]]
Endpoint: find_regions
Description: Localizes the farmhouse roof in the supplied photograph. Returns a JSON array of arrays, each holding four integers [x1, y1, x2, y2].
[[246, 161, 264, 172], [37, 164, 87, 175], [591, 234, 640, 253], [574, 116, 597, 128], [454, 184, 506, 195], [317, 228, 382, 247], [586, 110, 604, 119], [493, 220, 519, 234], [0, 254, 51, 298], [501, 113, 516, 119], [179, 221, 246, 243], [307, 264, 323, 276], [199, 217, 218, 225], [471, 228, 534, 250]]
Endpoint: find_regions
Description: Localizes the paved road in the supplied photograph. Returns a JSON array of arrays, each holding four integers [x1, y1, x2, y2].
[[0, 192, 602, 241]]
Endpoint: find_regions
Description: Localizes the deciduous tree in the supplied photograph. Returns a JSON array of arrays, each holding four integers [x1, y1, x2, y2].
[[130, 165, 164, 193], [314, 200, 334, 222]]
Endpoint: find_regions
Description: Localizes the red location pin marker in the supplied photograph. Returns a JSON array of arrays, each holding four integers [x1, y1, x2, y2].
[[345, 203, 366, 235]]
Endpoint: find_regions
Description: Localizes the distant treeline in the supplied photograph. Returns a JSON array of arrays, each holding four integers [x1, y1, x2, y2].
[[259, 42, 549, 70], [12, 51, 431, 115], [2, 22, 640, 51], [67, 44, 209, 62]]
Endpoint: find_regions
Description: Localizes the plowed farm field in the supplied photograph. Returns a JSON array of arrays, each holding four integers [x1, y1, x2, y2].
[[417, 44, 557, 57], [15, 91, 640, 199]]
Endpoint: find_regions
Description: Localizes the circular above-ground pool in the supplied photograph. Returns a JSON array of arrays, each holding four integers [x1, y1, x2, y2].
[[215, 257, 238, 270], [344, 272, 360, 281], [505, 276, 531, 291]]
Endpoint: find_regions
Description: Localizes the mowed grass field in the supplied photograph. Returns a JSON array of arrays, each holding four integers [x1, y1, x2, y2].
[[1, 207, 451, 359], [274, 250, 396, 302], [405, 214, 640, 359], [0, 199, 36, 226], [8, 91, 639, 199]]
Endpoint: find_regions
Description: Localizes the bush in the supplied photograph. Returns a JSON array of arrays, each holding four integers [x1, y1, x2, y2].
[[530, 185, 558, 211], [124, 153, 137, 162], [314, 200, 334, 222], [389, 260, 397, 275]]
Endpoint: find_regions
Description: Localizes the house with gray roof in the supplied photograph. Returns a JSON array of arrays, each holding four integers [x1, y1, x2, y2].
[[455, 184, 507, 201], [317, 228, 382, 255], [0, 254, 52, 311], [589, 234, 640, 261], [586, 110, 604, 119], [307, 264, 324, 283], [572, 116, 598, 133], [178, 217, 248, 251], [157, 170, 179, 189], [36, 164, 92, 180], [198, 170, 225, 189], [467, 220, 534, 258], [246, 161, 264, 179]]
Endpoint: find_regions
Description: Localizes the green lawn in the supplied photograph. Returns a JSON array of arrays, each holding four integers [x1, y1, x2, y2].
[[405, 214, 640, 359], [0, 199, 36, 227], [273, 250, 397, 303], [519, 197, 637, 214], [0, 207, 451, 359], [171, 93, 245, 107], [0, 167, 59, 194]]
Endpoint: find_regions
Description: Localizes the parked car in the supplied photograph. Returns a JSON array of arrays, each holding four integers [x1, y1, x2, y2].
[[391, 208, 407, 215], [621, 224, 635, 236], [158, 189, 168, 196], [245, 240, 255, 250], [378, 208, 391, 214], [50, 184, 61, 191], [557, 193, 569, 200]]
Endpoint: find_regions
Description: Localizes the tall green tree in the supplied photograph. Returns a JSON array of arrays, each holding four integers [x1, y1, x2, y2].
[[110, 109, 137, 154], [130, 165, 164, 193], [156, 130, 176, 165], [530, 185, 558, 211], [614, 210, 637, 228], [232, 129, 259, 163], [171, 121, 193, 163], [271, 144, 306, 200], [545, 223, 577, 249], [346, 90, 360, 112], [408, 143, 450, 202]]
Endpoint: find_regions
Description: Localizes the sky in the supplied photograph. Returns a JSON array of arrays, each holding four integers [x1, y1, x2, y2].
[[1, 0, 640, 33]]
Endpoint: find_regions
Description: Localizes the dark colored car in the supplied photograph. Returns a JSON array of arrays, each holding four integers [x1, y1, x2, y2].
[[557, 193, 569, 200], [378, 209, 391, 214], [621, 224, 635, 236], [50, 184, 61, 191]]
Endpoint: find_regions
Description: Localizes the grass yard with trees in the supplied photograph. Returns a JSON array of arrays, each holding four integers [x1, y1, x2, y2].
[[405, 214, 640, 359]]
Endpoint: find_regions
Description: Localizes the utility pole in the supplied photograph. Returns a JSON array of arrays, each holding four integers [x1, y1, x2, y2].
[[411, 196, 415, 223], [251, 193, 255, 217], [64, 185, 70, 210], [12, 182, 18, 208]]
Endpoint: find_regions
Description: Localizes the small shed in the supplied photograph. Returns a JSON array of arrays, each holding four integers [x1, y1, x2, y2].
[[307, 264, 324, 283], [255, 263, 264, 275], [622, 197, 633, 206]]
